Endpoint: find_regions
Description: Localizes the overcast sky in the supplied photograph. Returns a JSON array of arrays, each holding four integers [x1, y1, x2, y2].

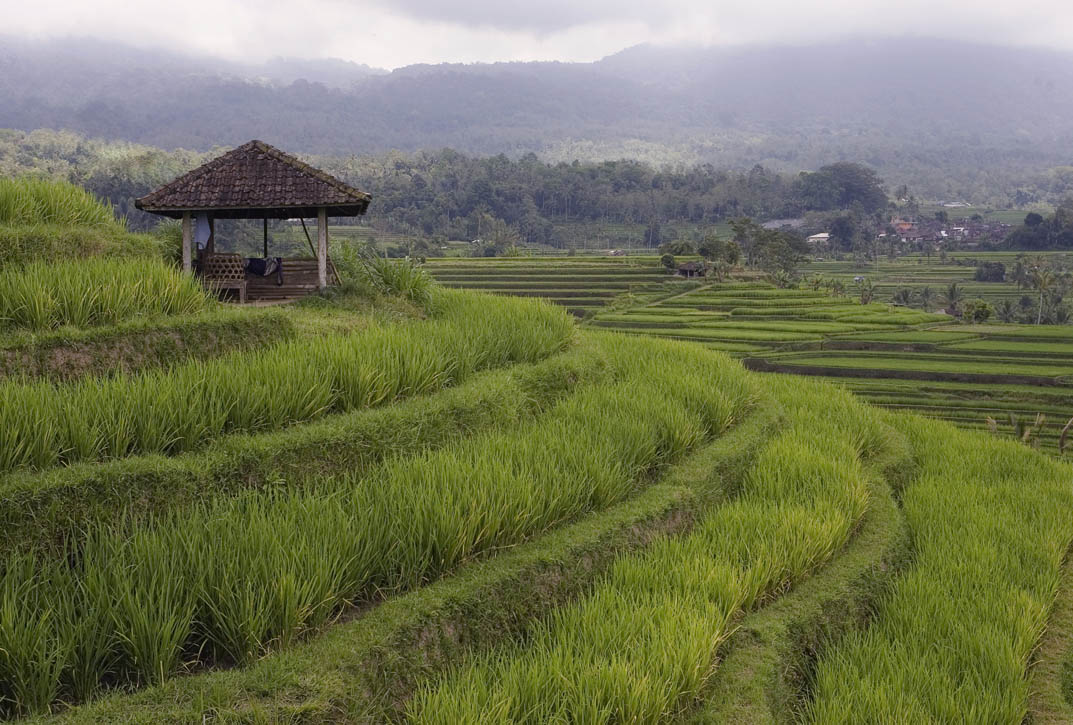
[[5, 0, 1073, 68]]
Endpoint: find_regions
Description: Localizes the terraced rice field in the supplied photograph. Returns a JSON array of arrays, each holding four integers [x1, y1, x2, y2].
[[4, 242, 1073, 723], [425, 257, 686, 316], [424, 256, 1073, 448], [801, 250, 1073, 308], [6, 216, 1073, 725], [587, 278, 1073, 452]]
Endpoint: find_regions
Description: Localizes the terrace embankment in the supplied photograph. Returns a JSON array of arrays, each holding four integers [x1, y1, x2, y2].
[[426, 257, 684, 316], [5, 329, 767, 720], [3, 274, 1073, 723], [1026, 543, 1073, 724], [0, 307, 296, 381], [407, 375, 901, 721], [583, 273, 1073, 451]]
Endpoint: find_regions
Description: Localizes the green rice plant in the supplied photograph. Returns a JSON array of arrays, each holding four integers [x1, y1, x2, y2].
[[0, 557, 72, 718], [0, 333, 756, 710], [777, 354, 1073, 377], [353, 250, 435, 307], [101, 528, 198, 688], [409, 378, 879, 723], [806, 414, 1073, 722], [0, 178, 115, 228], [0, 290, 575, 472], [0, 258, 209, 332]]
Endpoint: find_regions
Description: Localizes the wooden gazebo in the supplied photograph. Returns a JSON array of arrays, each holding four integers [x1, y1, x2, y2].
[[136, 140, 371, 300]]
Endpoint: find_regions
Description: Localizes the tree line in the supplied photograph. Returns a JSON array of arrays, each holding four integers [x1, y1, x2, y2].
[[1, 130, 887, 249]]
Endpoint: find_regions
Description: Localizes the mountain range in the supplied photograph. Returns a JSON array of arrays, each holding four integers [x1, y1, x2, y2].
[[2, 35, 1073, 198]]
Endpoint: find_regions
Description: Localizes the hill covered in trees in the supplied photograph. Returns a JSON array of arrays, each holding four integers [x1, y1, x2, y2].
[[0, 129, 892, 249], [3, 36, 1073, 206]]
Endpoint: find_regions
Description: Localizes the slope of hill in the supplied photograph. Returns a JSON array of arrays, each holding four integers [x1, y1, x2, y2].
[[0, 197, 1071, 720], [3, 36, 1073, 198]]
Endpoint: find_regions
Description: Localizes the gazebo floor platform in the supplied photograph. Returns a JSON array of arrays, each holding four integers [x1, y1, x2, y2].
[[203, 257, 339, 303]]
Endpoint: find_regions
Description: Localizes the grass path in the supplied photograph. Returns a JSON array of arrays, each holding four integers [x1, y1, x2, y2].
[[1027, 543, 1073, 724]]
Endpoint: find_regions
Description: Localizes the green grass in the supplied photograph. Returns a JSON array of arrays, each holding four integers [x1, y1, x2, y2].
[[772, 353, 1073, 378], [0, 334, 757, 715], [806, 413, 1073, 722], [0, 178, 161, 265], [0, 290, 573, 472], [408, 377, 885, 723], [0, 307, 297, 382], [0, 178, 116, 228], [0, 258, 209, 332]]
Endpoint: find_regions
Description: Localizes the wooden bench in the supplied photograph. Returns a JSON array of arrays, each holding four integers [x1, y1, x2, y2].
[[245, 257, 339, 301], [201, 253, 248, 303]]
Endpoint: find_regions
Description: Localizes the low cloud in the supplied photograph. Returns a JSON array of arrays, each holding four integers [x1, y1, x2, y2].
[[4, 0, 1073, 69]]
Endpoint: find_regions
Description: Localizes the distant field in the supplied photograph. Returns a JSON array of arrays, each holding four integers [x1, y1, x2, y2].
[[425, 257, 692, 315], [424, 255, 1073, 451], [801, 251, 1073, 310]]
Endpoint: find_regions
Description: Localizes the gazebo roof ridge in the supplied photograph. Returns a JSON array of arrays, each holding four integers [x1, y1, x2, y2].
[[134, 139, 371, 219]]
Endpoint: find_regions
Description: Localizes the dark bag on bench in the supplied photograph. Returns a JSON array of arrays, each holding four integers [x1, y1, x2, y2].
[[245, 257, 284, 285]]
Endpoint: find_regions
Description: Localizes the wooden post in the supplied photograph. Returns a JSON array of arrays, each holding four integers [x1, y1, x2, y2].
[[263, 218, 268, 258], [317, 207, 328, 289], [181, 212, 193, 274]]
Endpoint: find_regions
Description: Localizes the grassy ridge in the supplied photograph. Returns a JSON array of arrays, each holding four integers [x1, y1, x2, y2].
[[692, 425, 912, 723], [0, 334, 756, 716], [0, 179, 114, 228], [0, 290, 573, 472], [0, 178, 160, 265], [0, 259, 208, 332], [0, 307, 297, 382], [27, 392, 780, 724], [807, 414, 1073, 722], [0, 343, 611, 556], [408, 377, 887, 722]]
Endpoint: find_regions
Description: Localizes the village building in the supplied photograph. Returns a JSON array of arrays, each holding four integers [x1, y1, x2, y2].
[[136, 140, 371, 302]]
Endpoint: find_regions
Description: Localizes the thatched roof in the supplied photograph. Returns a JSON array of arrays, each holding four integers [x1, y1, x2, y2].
[[135, 140, 371, 219]]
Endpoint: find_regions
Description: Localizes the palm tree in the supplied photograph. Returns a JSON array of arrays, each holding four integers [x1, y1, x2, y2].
[[996, 299, 1016, 323], [857, 278, 877, 305], [1028, 259, 1056, 325], [944, 282, 965, 318], [1011, 256, 1029, 290], [917, 286, 935, 312], [892, 287, 914, 306]]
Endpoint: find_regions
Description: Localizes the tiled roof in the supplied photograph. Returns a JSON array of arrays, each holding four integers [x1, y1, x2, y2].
[[135, 140, 371, 217]]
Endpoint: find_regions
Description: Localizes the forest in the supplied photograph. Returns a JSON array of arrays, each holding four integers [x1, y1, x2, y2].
[[0, 128, 902, 248], [3, 36, 1073, 208]]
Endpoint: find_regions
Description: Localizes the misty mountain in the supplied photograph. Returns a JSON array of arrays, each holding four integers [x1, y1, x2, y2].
[[2, 35, 1073, 198]]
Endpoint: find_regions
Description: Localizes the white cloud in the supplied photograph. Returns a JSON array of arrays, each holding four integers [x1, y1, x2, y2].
[[3, 0, 1072, 68]]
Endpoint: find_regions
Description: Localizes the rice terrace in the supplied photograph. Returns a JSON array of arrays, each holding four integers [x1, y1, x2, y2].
[[4, 18, 1073, 723]]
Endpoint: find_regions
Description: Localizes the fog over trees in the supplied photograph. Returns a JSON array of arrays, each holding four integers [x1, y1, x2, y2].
[[3, 36, 1073, 205]]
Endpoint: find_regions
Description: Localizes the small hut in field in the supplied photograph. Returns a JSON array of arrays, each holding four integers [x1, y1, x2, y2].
[[677, 260, 707, 278], [136, 140, 371, 302]]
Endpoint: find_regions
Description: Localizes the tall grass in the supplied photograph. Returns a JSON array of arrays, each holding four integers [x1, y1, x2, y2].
[[0, 290, 574, 472], [409, 379, 884, 723], [0, 335, 756, 715], [806, 414, 1073, 723], [0, 258, 208, 332], [0, 178, 115, 228]]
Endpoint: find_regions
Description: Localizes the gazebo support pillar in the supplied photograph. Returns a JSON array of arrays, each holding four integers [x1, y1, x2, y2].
[[317, 207, 328, 289], [181, 212, 193, 274]]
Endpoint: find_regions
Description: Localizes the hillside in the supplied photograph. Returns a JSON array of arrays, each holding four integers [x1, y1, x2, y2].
[[3, 36, 1073, 199], [1, 188, 1073, 721]]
